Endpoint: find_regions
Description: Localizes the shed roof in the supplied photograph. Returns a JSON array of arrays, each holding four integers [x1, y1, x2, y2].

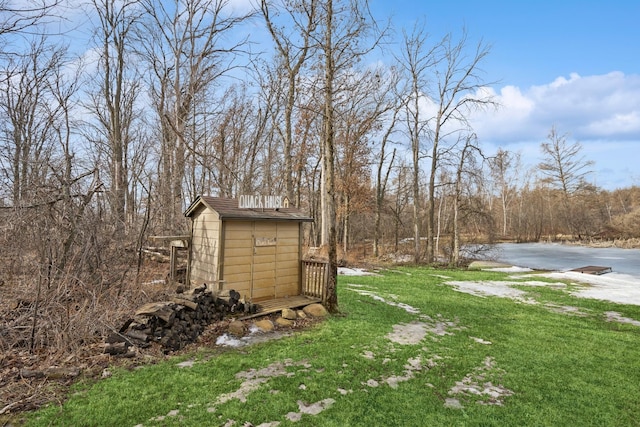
[[184, 195, 313, 222]]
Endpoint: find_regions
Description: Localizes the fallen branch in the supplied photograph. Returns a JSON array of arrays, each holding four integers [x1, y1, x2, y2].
[[0, 400, 22, 415]]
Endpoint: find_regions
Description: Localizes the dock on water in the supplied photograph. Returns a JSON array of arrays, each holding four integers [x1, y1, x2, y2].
[[569, 266, 613, 275]]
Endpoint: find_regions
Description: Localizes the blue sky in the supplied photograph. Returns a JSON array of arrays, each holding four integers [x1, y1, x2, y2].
[[35, 0, 640, 190], [371, 0, 640, 189]]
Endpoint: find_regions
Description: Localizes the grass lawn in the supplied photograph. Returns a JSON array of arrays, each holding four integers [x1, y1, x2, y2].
[[27, 267, 640, 426]]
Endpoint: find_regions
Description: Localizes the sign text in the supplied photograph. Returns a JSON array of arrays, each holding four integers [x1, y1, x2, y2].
[[238, 194, 283, 209]]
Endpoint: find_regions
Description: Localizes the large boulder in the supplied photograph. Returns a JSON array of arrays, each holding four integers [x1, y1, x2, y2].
[[275, 317, 294, 327], [302, 303, 328, 318], [254, 319, 275, 332], [281, 308, 298, 320], [228, 320, 246, 337]]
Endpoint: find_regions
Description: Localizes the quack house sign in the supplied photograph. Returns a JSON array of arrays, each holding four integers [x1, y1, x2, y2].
[[237, 194, 289, 210], [184, 195, 312, 303]]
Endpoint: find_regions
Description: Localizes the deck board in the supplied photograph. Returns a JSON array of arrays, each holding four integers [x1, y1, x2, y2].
[[569, 265, 612, 275], [239, 295, 322, 320]]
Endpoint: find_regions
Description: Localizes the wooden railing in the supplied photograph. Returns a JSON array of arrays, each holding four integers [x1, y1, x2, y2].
[[302, 259, 329, 302]]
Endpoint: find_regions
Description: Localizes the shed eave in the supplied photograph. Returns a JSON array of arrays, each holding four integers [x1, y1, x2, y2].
[[184, 195, 212, 218], [184, 195, 313, 222]]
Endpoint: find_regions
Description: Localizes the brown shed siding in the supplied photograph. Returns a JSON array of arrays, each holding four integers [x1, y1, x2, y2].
[[275, 224, 301, 297], [185, 196, 312, 302], [216, 220, 302, 302], [220, 221, 253, 297], [189, 207, 221, 286]]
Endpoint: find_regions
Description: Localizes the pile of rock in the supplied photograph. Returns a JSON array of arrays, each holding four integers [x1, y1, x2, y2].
[[104, 285, 329, 356], [226, 304, 328, 337], [105, 286, 256, 355]]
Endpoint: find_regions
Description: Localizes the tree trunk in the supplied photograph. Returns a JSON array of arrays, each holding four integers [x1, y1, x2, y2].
[[412, 119, 421, 263], [322, 0, 338, 313], [343, 193, 349, 254], [427, 138, 438, 264]]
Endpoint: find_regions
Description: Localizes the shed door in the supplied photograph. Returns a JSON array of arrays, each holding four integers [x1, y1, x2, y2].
[[251, 222, 277, 301]]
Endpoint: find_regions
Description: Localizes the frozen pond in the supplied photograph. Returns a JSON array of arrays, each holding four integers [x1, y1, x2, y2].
[[494, 243, 640, 278]]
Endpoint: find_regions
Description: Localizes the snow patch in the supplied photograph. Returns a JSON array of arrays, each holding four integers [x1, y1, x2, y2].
[[345, 285, 421, 314], [605, 311, 640, 327], [215, 329, 292, 348], [176, 359, 196, 368], [338, 267, 379, 276], [471, 337, 492, 345], [485, 266, 534, 273], [387, 321, 429, 345], [207, 360, 308, 414], [540, 272, 640, 306], [447, 357, 514, 407], [446, 280, 536, 303]]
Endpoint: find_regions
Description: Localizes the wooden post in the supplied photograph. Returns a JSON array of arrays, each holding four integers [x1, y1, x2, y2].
[[170, 245, 178, 284], [148, 235, 191, 286]]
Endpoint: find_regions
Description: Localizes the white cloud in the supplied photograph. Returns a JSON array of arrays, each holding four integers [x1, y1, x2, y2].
[[548, 72, 581, 89], [470, 85, 535, 140], [469, 72, 640, 189], [229, 0, 257, 14], [471, 71, 640, 144], [584, 111, 640, 136]]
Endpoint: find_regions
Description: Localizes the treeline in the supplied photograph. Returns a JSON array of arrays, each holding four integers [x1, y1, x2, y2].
[[1, 0, 639, 355], [1, 0, 638, 287]]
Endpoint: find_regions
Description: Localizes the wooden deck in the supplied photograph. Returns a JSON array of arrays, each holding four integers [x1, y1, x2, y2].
[[239, 295, 322, 320], [569, 265, 612, 275]]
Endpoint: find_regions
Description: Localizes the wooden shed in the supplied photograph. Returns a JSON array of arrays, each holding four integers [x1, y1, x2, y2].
[[184, 196, 325, 310]]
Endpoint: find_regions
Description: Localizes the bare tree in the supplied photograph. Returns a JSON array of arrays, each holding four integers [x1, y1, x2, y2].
[[0, 0, 60, 42], [260, 0, 316, 204], [423, 30, 494, 263], [398, 24, 494, 263], [252, 61, 290, 197], [46, 43, 91, 272], [138, 0, 251, 231], [538, 126, 595, 238], [488, 148, 520, 236], [86, 0, 142, 236], [389, 161, 412, 251], [397, 20, 440, 263], [0, 37, 113, 354], [451, 133, 482, 265], [314, 0, 385, 311], [335, 66, 397, 254], [373, 100, 401, 257], [319, 0, 338, 310], [291, 92, 323, 231], [203, 85, 267, 197], [539, 126, 594, 196], [0, 37, 61, 205]]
